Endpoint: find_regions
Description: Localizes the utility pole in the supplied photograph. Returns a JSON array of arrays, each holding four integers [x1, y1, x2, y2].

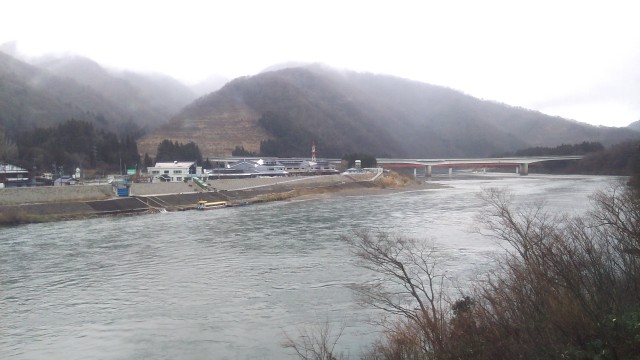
[[311, 141, 316, 162]]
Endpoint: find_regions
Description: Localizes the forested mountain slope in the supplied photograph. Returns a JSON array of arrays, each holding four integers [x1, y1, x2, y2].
[[35, 55, 196, 129], [0, 51, 195, 137], [139, 65, 639, 158]]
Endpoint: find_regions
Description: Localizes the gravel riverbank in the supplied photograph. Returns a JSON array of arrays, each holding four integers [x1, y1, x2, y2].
[[0, 173, 441, 226]]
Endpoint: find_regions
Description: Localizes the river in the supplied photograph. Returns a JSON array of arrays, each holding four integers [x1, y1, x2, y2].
[[0, 174, 621, 359]]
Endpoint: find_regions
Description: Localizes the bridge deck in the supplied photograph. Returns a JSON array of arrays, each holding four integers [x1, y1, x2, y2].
[[202, 156, 583, 167]]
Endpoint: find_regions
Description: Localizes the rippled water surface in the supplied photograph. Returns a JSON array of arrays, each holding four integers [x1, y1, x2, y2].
[[0, 174, 620, 359]]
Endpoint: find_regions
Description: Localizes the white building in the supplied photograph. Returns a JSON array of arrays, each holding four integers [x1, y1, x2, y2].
[[278, 159, 338, 175], [231, 159, 288, 176], [147, 161, 203, 182], [0, 163, 30, 188]]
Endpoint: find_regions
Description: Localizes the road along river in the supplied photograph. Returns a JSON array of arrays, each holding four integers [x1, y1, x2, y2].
[[0, 174, 622, 359]]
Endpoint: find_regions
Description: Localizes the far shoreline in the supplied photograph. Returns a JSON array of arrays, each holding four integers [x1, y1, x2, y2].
[[0, 172, 434, 226], [0, 171, 622, 227]]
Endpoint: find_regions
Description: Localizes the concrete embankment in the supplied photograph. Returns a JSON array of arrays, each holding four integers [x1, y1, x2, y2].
[[0, 184, 113, 205], [0, 173, 385, 225]]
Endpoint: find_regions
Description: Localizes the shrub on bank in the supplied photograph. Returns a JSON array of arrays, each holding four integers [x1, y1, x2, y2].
[[375, 172, 414, 188], [0, 210, 46, 226], [287, 184, 640, 359]]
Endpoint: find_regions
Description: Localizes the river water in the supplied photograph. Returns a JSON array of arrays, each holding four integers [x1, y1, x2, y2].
[[0, 174, 620, 359]]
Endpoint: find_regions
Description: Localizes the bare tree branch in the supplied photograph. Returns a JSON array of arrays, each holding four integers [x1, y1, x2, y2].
[[282, 319, 346, 360], [342, 230, 449, 356]]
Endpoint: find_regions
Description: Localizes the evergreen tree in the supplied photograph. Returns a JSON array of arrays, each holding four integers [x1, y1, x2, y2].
[[13, 118, 144, 174], [232, 145, 258, 157], [342, 153, 377, 168], [155, 140, 203, 163], [0, 128, 18, 161], [143, 153, 154, 169]]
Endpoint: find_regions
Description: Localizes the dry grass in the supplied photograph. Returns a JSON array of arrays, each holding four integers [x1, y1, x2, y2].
[[375, 171, 416, 188], [0, 210, 58, 226], [0, 210, 32, 225], [137, 109, 267, 157]]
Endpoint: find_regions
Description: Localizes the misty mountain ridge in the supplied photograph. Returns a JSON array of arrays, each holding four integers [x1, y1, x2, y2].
[[189, 74, 229, 97], [0, 50, 196, 136], [627, 119, 640, 132], [139, 64, 639, 158], [32, 54, 197, 128], [260, 61, 318, 73], [1, 47, 637, 159]]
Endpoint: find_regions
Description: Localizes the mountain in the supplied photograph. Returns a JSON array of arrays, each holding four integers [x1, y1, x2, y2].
[[0, 41, 18, 57], [34, 55, 196, 129], [627, 120, 640, 132], [139, 64, 640, 158], [0, 51, 195, 136], [0, 51, 130, 134], [189, 74, 229, 97]]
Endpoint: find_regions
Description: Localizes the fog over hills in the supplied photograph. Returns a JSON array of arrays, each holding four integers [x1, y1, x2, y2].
[[189, 74, 229, 97], [139, 64, 640, 158], [627, 120, 640, 132], [34, 54, 198, 129], [0, 51, 196, 136], [1, 49, 637, 160]]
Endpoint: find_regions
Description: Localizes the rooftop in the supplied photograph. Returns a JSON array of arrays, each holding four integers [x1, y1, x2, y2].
[[0, 163, 28, 173], [152, 161, 196, 168]]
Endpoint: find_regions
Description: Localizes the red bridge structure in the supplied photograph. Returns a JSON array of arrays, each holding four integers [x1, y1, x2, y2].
[[377, 156, 584, 176]]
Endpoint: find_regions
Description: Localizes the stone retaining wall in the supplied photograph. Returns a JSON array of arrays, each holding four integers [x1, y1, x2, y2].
[[0, 184, 113, 205], [0, 173, 383, 224], [205, 173, 376, 191], [0, 174, 377, 206], [130, 182, 197, 196]]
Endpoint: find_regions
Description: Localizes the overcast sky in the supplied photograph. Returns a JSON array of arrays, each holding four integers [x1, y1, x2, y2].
[[2, 0, 639, 127]]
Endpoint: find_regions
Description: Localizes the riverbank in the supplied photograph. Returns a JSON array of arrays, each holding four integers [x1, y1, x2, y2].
[[0, 172, 440, 226]]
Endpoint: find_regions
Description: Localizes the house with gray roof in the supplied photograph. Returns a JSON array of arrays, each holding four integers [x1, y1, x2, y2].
[[147, 161, 203, 182], [228, 159, 288, 177]]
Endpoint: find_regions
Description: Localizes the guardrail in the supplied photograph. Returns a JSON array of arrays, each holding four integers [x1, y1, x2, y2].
[[191, 177, 209, 191]]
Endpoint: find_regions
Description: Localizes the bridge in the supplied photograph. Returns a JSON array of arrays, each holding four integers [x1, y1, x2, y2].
[[203, 155, 583, 176], [377, 156, 584, 176]]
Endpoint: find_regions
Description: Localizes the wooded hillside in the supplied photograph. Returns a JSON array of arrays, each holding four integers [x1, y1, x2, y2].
[[139, 64, 640, 158], [0, 51, 195, 137]]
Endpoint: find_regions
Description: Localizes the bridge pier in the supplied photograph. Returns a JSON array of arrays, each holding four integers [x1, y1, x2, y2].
[[378, 156, 582, 176]]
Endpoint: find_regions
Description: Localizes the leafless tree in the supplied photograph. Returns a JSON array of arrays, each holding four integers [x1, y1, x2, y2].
[[473, 186, 640, 359], [282, 320, 346, 360], [312, 185, 640, 359], [342, 230, 449, 357]]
